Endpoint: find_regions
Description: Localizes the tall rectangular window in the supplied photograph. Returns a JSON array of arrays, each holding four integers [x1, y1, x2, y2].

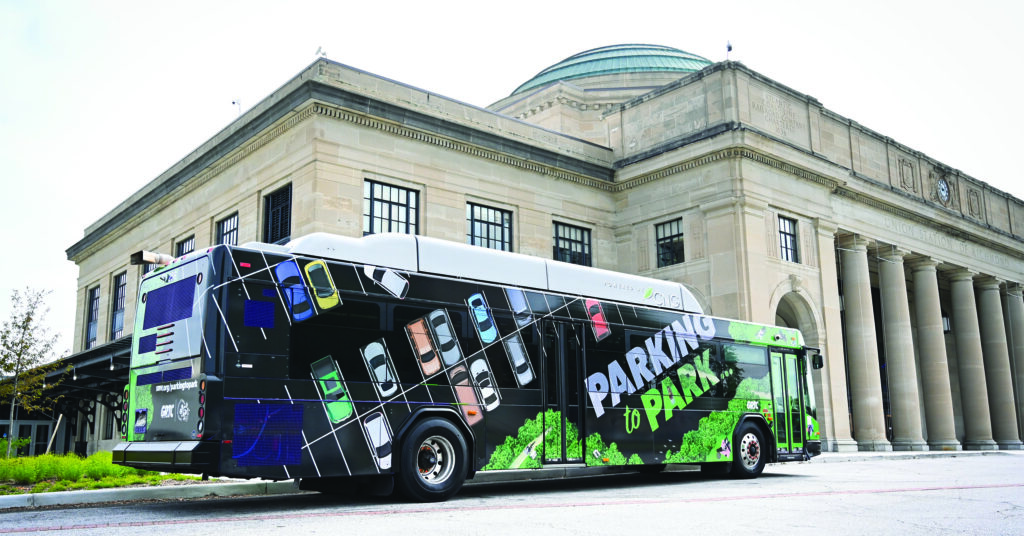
[[779, 216, 799, 263], [467, 203, 513, 251], [176, 235, 195, 257], [655, 219, 685, 267], [110, 272, 127, 340], [217, 212, 239, 245], [264, 184, 292, 244], [363, 180, 418, 236], [85, 286, 100, 349], [553, 222, 592, 266]]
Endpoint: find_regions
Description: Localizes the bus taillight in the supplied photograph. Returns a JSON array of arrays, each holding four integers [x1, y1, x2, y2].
[[196, 380, 206, 439]]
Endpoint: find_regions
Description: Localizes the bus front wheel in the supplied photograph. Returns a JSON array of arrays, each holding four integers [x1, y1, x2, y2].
[[731, 422, 766, 479], [396, 417, 469, 502]]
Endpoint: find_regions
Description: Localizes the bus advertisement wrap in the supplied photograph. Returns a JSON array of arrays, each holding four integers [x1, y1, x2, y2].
[[114, 233, 820, 502]]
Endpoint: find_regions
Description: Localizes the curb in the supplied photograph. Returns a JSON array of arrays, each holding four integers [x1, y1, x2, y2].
[[805, 449, 1022, 464], [0, 480, 299, 510]]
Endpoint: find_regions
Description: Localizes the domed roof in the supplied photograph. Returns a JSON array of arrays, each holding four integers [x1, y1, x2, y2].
[[511, 44, 712, 96]]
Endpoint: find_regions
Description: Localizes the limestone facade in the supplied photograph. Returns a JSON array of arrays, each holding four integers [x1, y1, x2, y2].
[[66, 56, 1024, 452]]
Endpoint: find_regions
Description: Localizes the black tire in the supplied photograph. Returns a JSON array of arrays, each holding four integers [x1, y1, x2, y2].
[[731, 421, 767, 479], [396, 417, 469, 502]]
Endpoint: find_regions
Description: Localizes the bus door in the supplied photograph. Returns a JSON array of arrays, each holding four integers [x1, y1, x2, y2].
[[769, 350, 804, 458], [540, 321, 585, 464]]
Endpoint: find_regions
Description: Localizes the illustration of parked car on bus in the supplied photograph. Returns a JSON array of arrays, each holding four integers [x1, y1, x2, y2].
[[405, 318, 442, 377], [502, 331, 535, 387], [449, 365, 482, 426], [310, 355, 353, 423], [362, 412, 393, 470], [303, 259, 341, 310], [360, 339, 399, 398], [426, 309, 463, 366], [273, 259, 313, 321], [467, 293, 498, 344], [469, 357, 500, 412], [506, 288, 532, 328], [363, 265, 409, 299], [584, 298, 611, 341]]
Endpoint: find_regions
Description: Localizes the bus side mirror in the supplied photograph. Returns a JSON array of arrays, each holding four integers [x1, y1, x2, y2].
[[811, 351, 824, 369]]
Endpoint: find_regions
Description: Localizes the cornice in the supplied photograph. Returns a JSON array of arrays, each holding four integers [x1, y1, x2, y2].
[[308, 102, 616, 192], [613, 145, 840, 193]]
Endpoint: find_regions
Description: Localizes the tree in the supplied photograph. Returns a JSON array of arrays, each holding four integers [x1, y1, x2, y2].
[[0, 288, 66, 458]]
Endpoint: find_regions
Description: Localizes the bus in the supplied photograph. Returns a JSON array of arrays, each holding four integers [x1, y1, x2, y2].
[[113, 232, 822, 501]]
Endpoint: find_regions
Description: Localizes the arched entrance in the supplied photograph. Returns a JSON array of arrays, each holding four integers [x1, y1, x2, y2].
[[772, 290, 821, 349]]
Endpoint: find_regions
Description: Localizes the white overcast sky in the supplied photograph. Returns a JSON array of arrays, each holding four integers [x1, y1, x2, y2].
[[1, 0, 1021, 354]]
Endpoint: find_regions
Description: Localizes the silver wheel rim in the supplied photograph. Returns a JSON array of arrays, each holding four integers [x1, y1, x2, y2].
[[417, 435, 455, 484], [739, 432, 760, 469]]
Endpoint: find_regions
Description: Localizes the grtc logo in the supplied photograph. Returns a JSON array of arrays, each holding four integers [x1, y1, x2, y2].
[[176, 399, 190, 422]]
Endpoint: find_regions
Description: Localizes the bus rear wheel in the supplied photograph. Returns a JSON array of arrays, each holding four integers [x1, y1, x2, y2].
[[731, 422, 766, 479], [396, 417, 468, 502]]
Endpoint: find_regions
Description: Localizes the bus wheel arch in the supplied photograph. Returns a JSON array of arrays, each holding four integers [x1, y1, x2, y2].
[[394, 412, 472, 502]]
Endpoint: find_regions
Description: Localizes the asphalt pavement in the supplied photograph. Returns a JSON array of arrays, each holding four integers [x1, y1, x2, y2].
[[1, 449, 1018, 510]]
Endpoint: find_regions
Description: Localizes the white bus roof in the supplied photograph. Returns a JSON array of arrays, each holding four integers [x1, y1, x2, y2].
[[244, 232, 703, 314]]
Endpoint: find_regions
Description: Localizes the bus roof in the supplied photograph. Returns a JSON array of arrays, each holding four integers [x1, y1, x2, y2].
[[242, 232, 704, 314]]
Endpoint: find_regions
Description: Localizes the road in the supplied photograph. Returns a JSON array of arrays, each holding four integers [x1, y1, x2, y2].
[[4, 453, 1023, 535]]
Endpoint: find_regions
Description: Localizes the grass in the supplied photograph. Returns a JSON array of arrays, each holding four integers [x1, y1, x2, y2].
[[0, 451, 200, 495]]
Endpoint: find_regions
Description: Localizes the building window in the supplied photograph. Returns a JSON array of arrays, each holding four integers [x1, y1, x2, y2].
[[217, 212, 239, 245], [264, 184, 292, 244], [176, 235, 195, 257], [363, 180, 418, 236], [655, 219, 685, 267], [110, 272, 127, 340], [85, 286, 100, 349], [467, 203, 513, 251], [553, 222, 592, 266], [779, 216, 799, 263]]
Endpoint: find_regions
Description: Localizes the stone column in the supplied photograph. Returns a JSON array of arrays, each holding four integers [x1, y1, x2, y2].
[[975, 277, 1023, 449], [816, 220, 857, 451], [839, 236, 891, 451], [908, 258, 960, 450], [1004, 284, 1024, 439], [877, 248, 927, 450], [949, 269, 998, 450]]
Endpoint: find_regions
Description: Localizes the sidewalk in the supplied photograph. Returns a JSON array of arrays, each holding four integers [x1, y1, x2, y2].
[[1, 449, 1019, 510]]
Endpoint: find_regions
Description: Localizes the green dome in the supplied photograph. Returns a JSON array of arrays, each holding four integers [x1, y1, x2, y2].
[[511, 44, 712, 96]]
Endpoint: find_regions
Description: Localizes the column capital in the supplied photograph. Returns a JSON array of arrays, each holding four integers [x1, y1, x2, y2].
[[837, 234, 872, 251], [947, 267, 978, 283], [876, 246, 911, 263], [907, 256, 940, 272], [1005, 283, 1024, 299], [975, 275, 1003, 291]]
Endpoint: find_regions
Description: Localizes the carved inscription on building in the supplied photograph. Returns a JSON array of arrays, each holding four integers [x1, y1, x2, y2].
[[880, 214, 1011, 269], [751, 92, 804, 138]]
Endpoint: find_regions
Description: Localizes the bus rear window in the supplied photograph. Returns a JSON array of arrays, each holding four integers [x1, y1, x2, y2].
[[143, 276, 197, 329]]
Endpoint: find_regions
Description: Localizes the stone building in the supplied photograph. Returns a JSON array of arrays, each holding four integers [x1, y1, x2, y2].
[[57, 44, 1024, 454]]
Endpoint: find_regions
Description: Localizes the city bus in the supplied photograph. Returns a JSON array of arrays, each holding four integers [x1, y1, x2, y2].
[[113, 232, 821, 501]]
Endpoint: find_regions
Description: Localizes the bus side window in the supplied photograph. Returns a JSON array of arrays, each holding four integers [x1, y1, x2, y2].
[[720, 343, 769, 400]]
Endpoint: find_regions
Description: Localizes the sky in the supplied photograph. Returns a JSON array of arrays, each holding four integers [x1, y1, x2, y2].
[[1, 0, 1022, 355]]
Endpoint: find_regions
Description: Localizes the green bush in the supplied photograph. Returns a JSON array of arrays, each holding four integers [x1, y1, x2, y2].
[[0, 450, 196, 494]]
